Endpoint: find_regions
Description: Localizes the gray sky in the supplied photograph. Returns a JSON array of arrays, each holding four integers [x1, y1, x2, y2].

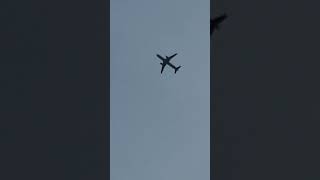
[[111, 0, 210, 180]]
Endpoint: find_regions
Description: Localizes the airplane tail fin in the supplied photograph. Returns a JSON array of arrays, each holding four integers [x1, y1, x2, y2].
[[174, 66, 181, 73]]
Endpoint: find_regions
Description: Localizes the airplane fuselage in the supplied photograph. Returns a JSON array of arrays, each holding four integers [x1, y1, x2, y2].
[[164, 61, 178, 69]]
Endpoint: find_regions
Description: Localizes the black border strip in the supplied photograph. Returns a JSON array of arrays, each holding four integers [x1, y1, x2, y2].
[[0, 0, 109, 179]]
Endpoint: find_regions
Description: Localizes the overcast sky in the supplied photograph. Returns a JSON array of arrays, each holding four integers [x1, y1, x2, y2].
[[111, 0, 210, 179]]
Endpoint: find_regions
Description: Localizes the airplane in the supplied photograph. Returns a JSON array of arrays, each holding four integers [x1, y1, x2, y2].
[[156, 53, 181, 74], [211, 13, 228, 35]]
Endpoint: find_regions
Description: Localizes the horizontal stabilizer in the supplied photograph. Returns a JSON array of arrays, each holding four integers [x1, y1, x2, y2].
[[174, 66, 181, 73]]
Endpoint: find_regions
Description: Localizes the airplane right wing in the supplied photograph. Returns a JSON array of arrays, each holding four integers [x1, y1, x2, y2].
[[161, 64, 165, 74]]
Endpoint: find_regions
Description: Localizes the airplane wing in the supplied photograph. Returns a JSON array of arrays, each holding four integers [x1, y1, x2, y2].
[[160, 64, 165, 74], [168, 53, 177, 59]]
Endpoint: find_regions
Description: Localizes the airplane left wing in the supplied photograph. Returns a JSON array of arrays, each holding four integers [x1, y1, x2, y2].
[[168, 53, 177, 59]]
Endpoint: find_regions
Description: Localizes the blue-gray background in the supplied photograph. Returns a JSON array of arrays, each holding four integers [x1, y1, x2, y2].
[[111, 0, 210, 179]]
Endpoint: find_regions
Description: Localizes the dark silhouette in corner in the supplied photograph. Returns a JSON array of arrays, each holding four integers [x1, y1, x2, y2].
[[211, 13, 228, 35], [156, 53, 181, 74]]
